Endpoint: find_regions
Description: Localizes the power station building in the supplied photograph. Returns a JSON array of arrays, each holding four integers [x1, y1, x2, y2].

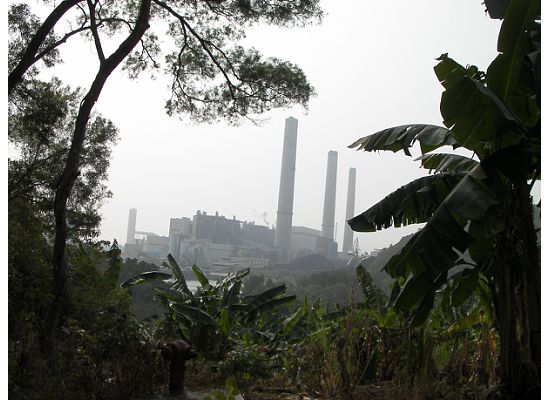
[[123, 117, 356, 270]]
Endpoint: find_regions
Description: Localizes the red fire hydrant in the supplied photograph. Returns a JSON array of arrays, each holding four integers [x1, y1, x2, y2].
[[159, 339, 197, 396]]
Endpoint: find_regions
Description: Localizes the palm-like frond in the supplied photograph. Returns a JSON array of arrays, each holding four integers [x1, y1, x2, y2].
[[120, 271, 172, 288], [381, 165, 501, 325], [434, 54, 521, 156], [416, 153, 478, 173], [164, 253, 193, 298], [349, 172, 464, 232], [349, 124, 456, 156]]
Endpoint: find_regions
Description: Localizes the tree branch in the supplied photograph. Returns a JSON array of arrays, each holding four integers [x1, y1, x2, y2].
[[8, 0, 86, 94], [33, 25, 93, 64], [87, 0, 106, 63], [152, 0, 238, 99]]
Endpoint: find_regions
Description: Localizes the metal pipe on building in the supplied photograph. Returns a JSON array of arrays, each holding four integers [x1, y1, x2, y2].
[[275, 117, 298, 259], [321, 151, 338, 240], [342, 167, 356, 253], [126, 208, 137, 245]]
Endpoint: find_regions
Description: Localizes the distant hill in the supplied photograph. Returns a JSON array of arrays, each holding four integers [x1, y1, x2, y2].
[[267, 253, 344, 273], [360, 233, 415, 294], [244, 234, 415, 305]]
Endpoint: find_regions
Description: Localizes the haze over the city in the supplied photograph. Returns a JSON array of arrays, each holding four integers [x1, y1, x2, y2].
[[34, 0, 538, 253]]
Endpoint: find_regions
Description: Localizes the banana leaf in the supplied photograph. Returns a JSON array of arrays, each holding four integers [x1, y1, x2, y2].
[[171, 302, 216, 326], [349, 172, 464, 232], [120, 271, 172, 288], [349, 124, 456, 156], [164, 254, 193, 298], [246, 295, 296, 321], [192, 264, 212, 289], [416, 153, 478, 174]]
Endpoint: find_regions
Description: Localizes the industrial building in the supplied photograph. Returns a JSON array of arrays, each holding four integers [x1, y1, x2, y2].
[[123, 116, 357, 272]]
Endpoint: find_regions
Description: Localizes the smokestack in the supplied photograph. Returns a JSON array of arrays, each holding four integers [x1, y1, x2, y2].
[[322, 151, 338, 239], [275, 117, 298, 259], [126, 208, 137, 244], [342, 168, 356, 253]]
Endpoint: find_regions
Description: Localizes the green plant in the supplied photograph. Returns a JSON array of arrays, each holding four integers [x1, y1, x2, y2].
[[348, 0, 539, 392], [122, 255, 296, 355], [202, 376, 241, 400]]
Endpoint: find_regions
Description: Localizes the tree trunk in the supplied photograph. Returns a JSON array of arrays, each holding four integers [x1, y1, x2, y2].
[[491, 179, 540, 393], [42, 0, 152, 358]]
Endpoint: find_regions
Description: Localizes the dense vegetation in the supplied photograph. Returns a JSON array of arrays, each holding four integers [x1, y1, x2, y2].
[[8, 0, 539, 399]]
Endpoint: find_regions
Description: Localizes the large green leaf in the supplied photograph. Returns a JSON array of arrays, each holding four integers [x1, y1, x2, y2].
[[497, 0, 540, 55], [373, 165, 501, 325], [349, 124, 456, 156], [349, 172, 464, 232], [192, 264, 211, 289], [221, 279, 242, 308], [219, 307, 231, 336], [120, 271, 172, 288], [247, 284, 287, 309], [218, 268, 250, 288], [446, 304, 484, 335], [416, 153, 478, 174], [163, 254, 193, 298], [246, 295, 296, 321], [171, 302, 216, 326], [434, 54, 521, 156], [487, 0, 540, 127], [484, 0, 512, 19], [282, 304, 307, 336]]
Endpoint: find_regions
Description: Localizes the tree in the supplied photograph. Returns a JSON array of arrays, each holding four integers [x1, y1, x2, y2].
[[8, 0, 323, 355], [9, 77, 118, 239], [347, 0, 539, 394]]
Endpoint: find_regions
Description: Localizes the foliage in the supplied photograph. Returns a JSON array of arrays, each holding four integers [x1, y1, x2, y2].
[[122, 255, 297, 355], [9, 241, 164, 399], [348, 0, 540, 391], [203, 377, 242, 400], [8, 77, 118, 239], [8, 3, 60, 74]]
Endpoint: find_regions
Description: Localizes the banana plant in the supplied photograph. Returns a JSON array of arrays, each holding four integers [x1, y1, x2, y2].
[[348, 0, 539, 387], [121, 255, 296, 353], [355, 265, 401, 329]]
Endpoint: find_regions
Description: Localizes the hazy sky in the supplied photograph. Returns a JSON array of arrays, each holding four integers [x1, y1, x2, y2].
[[28, 0, 530, 253]]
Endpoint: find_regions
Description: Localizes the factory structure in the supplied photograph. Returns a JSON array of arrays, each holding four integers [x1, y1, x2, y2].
[[123, 117, 358, 272]]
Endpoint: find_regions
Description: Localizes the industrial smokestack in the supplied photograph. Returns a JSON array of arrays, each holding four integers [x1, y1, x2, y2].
[[126, 208, 137, 245], [322, 151, 338, 240], [275, 117, 298, 259], [342, 168, 357, 253]]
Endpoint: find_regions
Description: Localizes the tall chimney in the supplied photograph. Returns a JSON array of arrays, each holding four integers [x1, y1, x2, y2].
[[275, 117, 298, 259], [342, 167, 356, 253], [126, 208, 137, 244], [322, 151, 338, 239]]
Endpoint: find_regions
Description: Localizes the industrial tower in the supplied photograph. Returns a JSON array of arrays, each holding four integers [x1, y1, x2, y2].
[[275, 117, 298, 260], [321, 150, 338, 240], [342, 167, 356, 253]]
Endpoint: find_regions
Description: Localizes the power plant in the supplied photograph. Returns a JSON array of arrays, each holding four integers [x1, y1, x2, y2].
[[123, 117, 356, 271]]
